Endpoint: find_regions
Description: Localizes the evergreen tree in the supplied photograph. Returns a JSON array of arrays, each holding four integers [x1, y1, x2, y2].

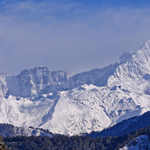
[[0, 136, 11, 150]]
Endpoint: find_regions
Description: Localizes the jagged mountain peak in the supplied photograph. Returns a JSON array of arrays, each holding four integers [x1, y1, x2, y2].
[[118, 40, 150, 64], [19, 66, 50, 75], [118, 51, 135, 64], [107, 40, 150, 86], [7, 66, 70, 97], [18, 66, 69, 77], [141, 39, 150, 50]]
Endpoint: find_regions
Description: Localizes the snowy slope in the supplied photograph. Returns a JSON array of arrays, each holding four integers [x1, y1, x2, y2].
[[87, 111, 150, 137], [120, 135, 150, 150], [1, 40, 150, 135]]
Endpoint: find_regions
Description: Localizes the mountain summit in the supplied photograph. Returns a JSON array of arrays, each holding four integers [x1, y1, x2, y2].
[[1, 40, 150, 135], [6, 66, 70, 97]]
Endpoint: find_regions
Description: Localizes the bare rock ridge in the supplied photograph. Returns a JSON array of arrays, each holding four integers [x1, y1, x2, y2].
[[6, 67, 70, 97]]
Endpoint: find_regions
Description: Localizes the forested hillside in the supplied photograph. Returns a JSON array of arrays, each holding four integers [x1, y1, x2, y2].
[[3, 126, 150, 150]]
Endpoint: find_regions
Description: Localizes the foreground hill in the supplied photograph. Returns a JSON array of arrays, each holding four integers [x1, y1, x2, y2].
[[0, 124, 53, 137], [1, 40, 150, 135]]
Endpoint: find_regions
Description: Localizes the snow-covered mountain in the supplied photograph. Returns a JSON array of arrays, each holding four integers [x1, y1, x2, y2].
[[1, 40, 150, 135]]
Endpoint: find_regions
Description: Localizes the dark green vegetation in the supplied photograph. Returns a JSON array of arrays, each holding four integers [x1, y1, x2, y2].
[[0, 136, 11, 150], [2, 126, 150, 150]]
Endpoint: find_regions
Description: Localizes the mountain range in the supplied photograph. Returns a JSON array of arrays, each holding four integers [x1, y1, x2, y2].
[[1, 40, 150, 135]]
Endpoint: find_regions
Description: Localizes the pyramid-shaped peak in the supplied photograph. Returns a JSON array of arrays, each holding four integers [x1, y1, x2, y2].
[[118, 40, 150, 64], [118, 51, 135, 64], [141, 40, 150, 50]]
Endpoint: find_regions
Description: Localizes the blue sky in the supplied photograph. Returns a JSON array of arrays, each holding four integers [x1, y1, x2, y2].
[[0, 0, 150, 75]]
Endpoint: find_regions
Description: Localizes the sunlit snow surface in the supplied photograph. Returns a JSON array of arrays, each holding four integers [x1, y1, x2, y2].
[[1, 41, 150, 135], [120, 135, 150, 150]]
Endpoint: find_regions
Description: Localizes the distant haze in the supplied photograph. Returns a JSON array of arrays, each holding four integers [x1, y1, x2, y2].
[[0, 0, 150, 75]]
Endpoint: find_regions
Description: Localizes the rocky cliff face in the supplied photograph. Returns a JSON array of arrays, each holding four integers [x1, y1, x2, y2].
[[1, 66, 70, 97]]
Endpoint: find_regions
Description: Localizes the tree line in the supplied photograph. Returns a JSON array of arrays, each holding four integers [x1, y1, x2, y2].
[[1, 125, 150, 150]]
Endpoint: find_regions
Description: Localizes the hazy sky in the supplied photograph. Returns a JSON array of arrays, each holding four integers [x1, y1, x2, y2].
[[0, 0, 150, 75]]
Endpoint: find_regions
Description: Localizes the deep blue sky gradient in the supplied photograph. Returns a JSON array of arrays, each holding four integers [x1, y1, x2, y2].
[[0, 0, 150, 75]]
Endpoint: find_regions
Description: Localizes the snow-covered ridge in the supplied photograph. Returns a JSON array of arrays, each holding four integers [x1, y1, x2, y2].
[[1, 40, 150, 135]]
